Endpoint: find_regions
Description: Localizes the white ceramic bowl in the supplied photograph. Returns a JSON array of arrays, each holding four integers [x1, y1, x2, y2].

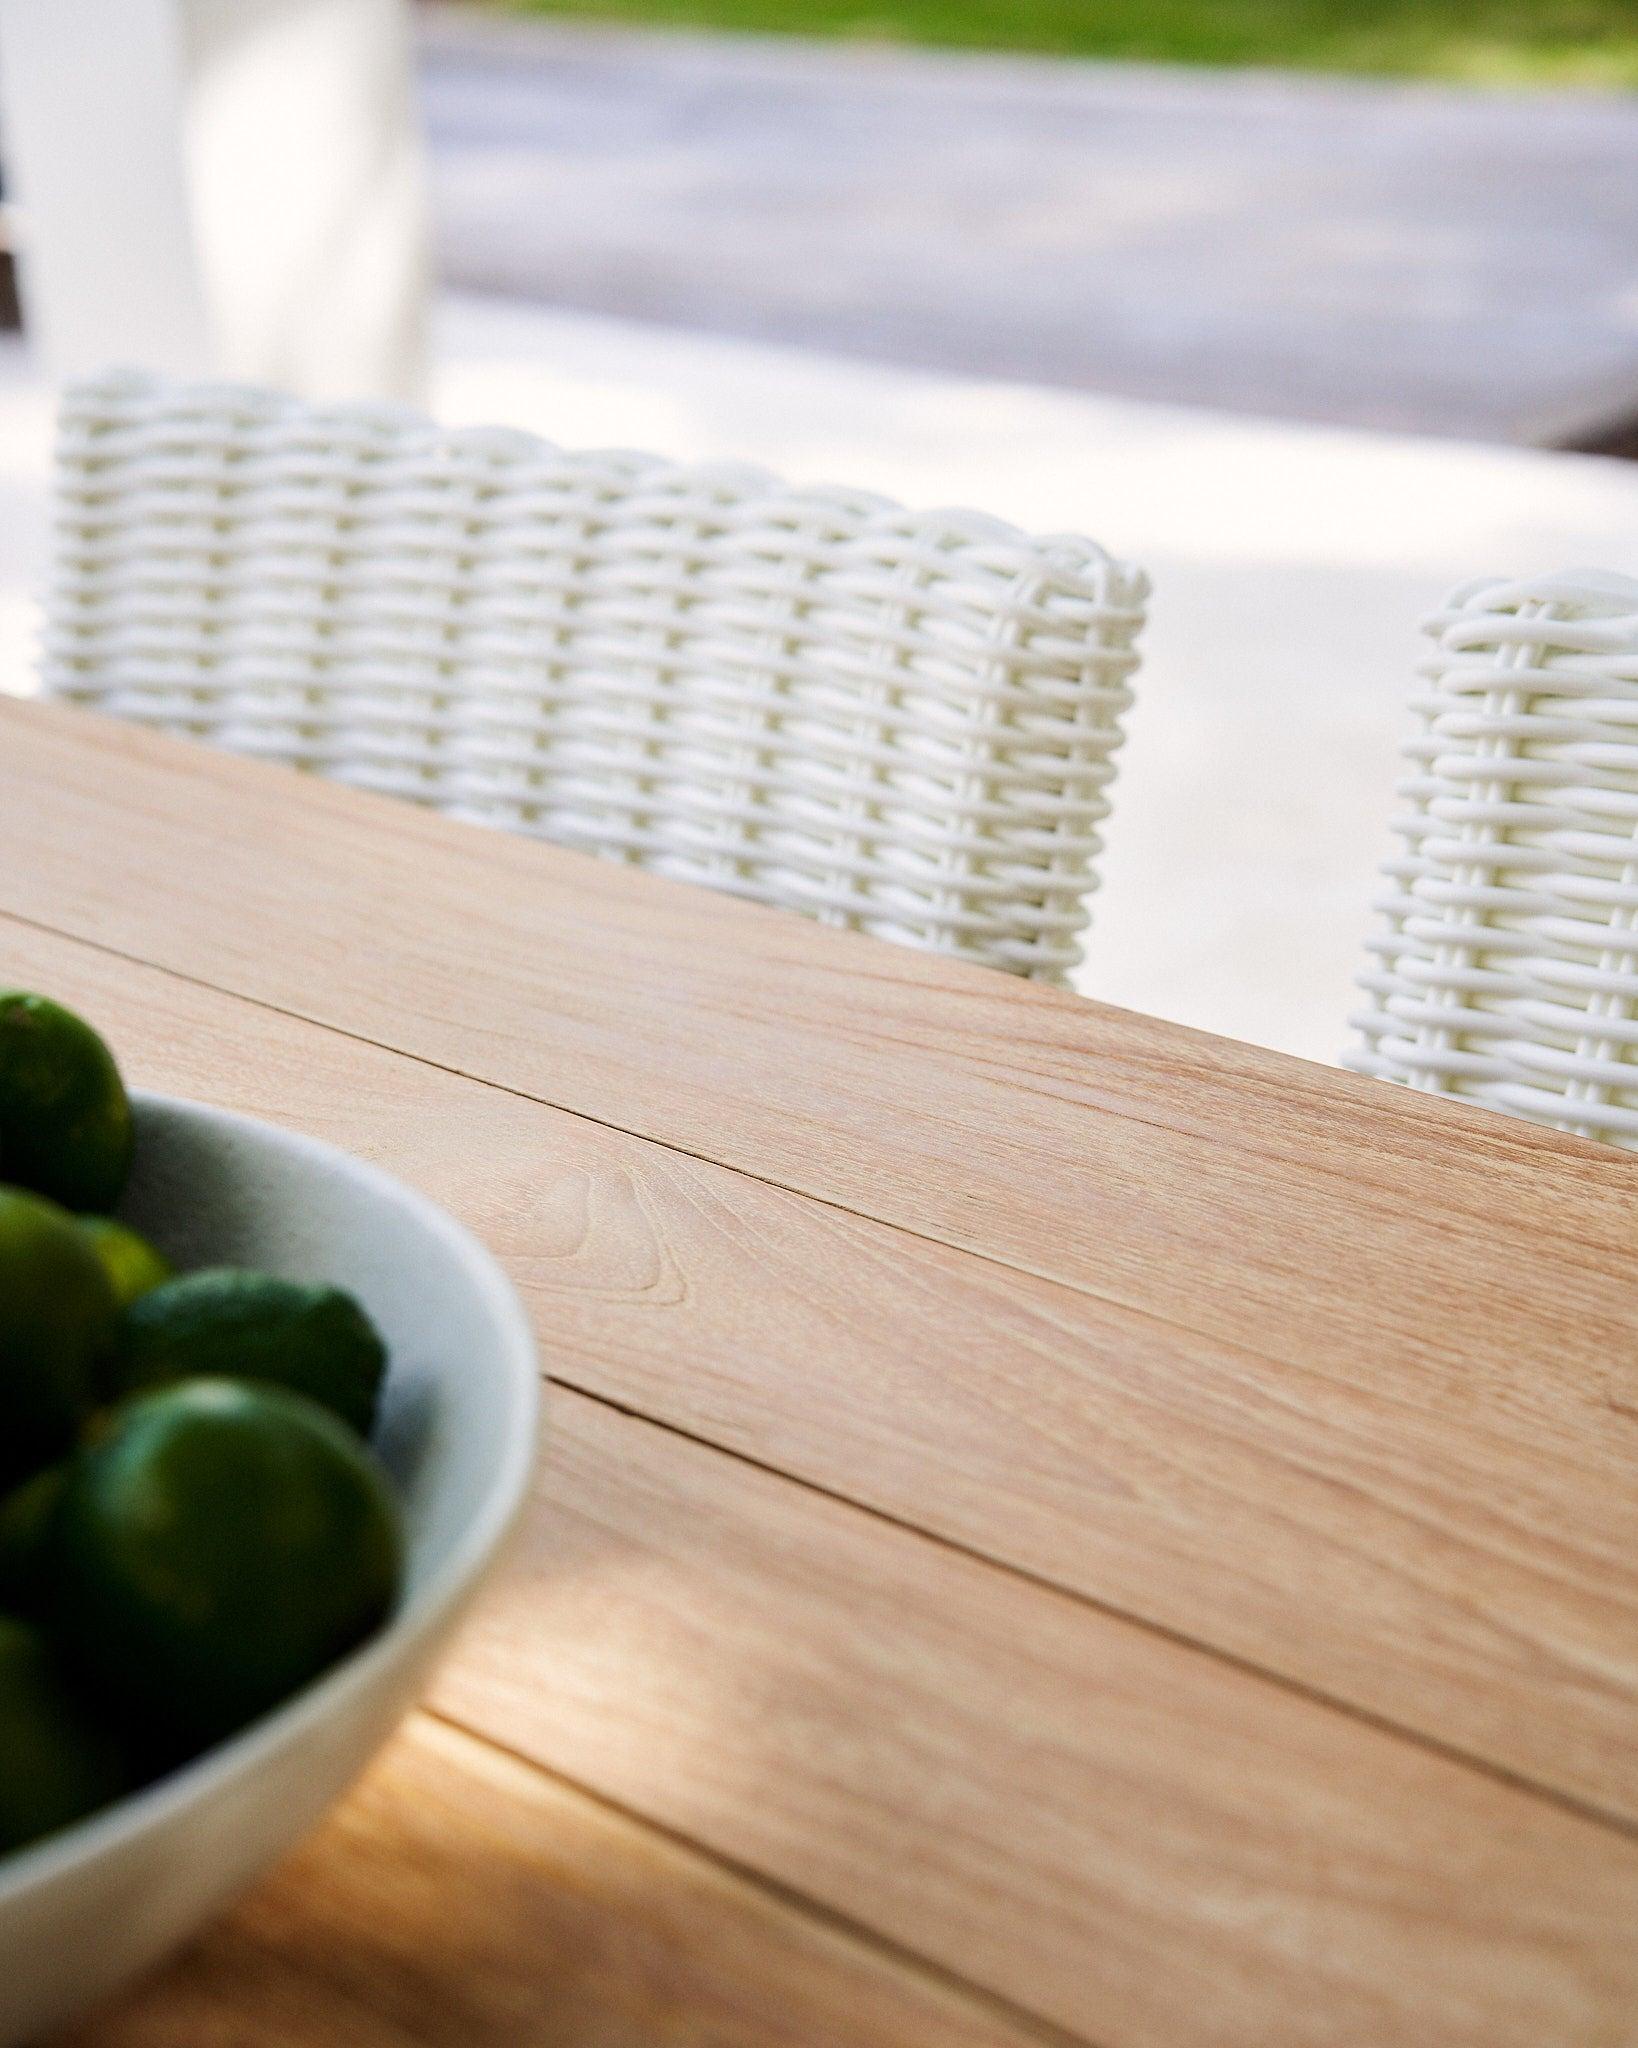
[[0, 1093, 539, 2045]]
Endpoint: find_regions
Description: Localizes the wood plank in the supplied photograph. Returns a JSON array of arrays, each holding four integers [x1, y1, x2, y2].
[[4, 699, 1637, 1473], [6, 913, 1637, 1831], [431, 1388, 1638, 2048], [63, 1716, 1055, 2048]]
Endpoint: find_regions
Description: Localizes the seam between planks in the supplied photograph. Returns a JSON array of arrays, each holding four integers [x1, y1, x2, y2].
[[9, 698, 1638, 1280], [421, 1707, 1099, 2048], [548, 1376, 1638, 1844], [1, 902, 1588, 1409]]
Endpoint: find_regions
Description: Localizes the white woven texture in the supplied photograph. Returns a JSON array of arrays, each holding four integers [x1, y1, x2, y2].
[[43, 370, 1148, 982], [1348, 568, 1638, 1144]]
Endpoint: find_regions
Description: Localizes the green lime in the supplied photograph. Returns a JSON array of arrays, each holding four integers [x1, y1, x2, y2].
[[55, 1378, 402, 1748], [116, 1270, 387, 1437], [0, 1461, 66, 1613], [0, 993, 134, 1213], [80, 1218, 173, 1311], [0, 1185, 116, 1488], [0, 1616, 129, 1856]]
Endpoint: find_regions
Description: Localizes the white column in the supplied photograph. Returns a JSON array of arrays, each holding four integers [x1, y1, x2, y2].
[[0, 0, 429, 402], [0, 0, 212, 382]]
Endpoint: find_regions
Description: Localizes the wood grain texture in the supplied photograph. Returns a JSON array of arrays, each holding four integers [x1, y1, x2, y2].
[[63, 1717, 1054, 2048], [5, 837, 1638, 1827], [431, 1388, 1638, 2048], [7, 702, 1638, 2045], [3, 699, 1636, 1466]]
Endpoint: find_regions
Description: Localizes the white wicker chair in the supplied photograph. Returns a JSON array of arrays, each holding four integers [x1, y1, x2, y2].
[[1348, 568, 1638, 1144], [42, 370, 1148, 984]]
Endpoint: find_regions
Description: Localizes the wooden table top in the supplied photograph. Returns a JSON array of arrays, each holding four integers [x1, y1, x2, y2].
[[5, 693, 1637, 2048]]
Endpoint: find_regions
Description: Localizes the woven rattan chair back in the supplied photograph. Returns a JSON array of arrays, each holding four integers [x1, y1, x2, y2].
[[1349, 568, 1638, 1144], [44, 371, 1148, 983]]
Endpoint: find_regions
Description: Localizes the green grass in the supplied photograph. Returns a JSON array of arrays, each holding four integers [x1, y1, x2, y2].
[[498, 0, 1638, 87]]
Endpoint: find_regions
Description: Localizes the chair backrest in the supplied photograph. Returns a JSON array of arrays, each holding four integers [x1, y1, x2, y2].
[[1348, 568, 1638, 1145], [43, 371, 1147, 984]]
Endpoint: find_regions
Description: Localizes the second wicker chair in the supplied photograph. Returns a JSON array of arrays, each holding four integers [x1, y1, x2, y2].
[[1350, 567, 1638, 1146]]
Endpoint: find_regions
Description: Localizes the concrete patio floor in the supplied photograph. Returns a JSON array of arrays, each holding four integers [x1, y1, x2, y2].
[[421, 7, 1638, 445]]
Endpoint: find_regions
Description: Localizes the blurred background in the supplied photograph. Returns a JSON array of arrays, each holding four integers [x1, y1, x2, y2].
[[0, 0, 1634, 1058]]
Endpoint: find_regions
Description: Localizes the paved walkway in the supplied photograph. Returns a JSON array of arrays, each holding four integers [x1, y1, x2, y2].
[[420, 7, 1638, 445]]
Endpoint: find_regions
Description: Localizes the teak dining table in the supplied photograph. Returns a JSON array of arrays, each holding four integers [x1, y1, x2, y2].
[[4, 693, 1638, 2048]]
